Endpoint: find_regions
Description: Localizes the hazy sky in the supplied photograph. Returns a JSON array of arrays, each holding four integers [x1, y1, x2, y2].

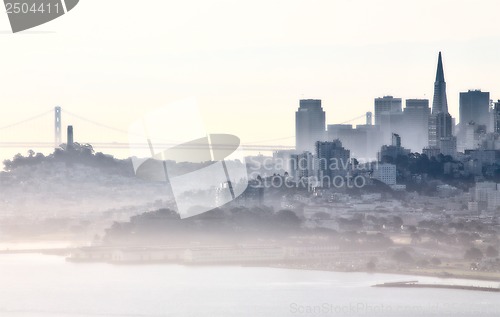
[[1, 0, 500, 159]]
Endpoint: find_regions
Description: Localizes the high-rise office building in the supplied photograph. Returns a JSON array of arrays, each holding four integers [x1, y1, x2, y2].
[[494, 101, 500, 133], [315, 140, 350, 181], [460, 90, 490, 130], [355, 124, 382, 159], [378, 133, 411, 162], [374, 96, 402, 126], [327, 124, 368, 159], [457, 91, 490, 152], [462, 122, 482, 151], [327, 124, 381, 160], [439, 136, 457, 157], [428, 52, 456, 155], [296, 99, 326, 153], [375, 96, 403, 145], [431, 52, 448, 115], [290, 151, 315, 181], [392, 133, 401, 147], [402, 99, 430, 152], [373, 163, 397, 185]]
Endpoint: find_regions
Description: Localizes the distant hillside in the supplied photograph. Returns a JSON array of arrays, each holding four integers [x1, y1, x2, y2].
[[0, 147, 171, 219]]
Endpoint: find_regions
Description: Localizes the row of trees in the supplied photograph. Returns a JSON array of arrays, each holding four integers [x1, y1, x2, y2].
[[2, 145, 134, 176], [464, 246, 499, 261], [103, 206, 303, 245]]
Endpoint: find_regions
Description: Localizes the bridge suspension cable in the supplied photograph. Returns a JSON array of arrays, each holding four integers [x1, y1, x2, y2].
[[0, 107, 307, 151], [62, 109, 181, 143], [0, 109, 53, 131], [63, 109, 134, 136], [244, 135, 295, 144], [339, 114, 366, 125]]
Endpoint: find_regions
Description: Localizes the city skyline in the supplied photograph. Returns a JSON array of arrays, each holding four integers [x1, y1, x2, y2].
[[1, 50, 500, 162], [1, 0, 500, 161], [2, 2, 500, 315]]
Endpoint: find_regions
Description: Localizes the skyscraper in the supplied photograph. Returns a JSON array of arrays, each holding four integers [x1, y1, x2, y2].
[[375, 96, 403, 145], [428, 52, 456, 155], [378, 133, 410, 162], [403, 99, 430, 152], [458, 90, 490, 151], [290, 151, 315, 181], [432, 52, 448, 115], [315, 139, 350, 181], [327, 124, 368, 159], [374, 96, 402, 126], [296, 99, 326, 153], [494, 101, 500, 133], [459, 90, 490, 130]]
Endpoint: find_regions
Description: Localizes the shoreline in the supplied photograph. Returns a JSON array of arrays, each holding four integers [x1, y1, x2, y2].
[[265, 263, 500, 283], [373, 281, 500, 292], [2, 248, 500, 284]]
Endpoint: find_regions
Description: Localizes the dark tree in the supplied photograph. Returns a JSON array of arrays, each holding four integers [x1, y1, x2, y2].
[[392, 249, 413, 263], [464, 247, 483, 261], [486, 246, 499, 258]]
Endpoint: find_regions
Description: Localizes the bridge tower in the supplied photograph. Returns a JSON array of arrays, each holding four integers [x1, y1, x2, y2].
[[55, 106, 62, 148]]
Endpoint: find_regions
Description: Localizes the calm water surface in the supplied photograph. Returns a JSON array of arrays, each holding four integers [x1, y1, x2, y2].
[[0, 254, 499, 317]]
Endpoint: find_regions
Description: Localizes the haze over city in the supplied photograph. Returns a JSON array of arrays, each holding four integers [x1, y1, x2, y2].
[[1, 0, 500, 161], [2, 1, 500, 316]]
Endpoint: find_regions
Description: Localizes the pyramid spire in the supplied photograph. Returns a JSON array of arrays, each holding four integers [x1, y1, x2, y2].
[[435, 51, 445, 82], [432, 51, 448, 114]]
